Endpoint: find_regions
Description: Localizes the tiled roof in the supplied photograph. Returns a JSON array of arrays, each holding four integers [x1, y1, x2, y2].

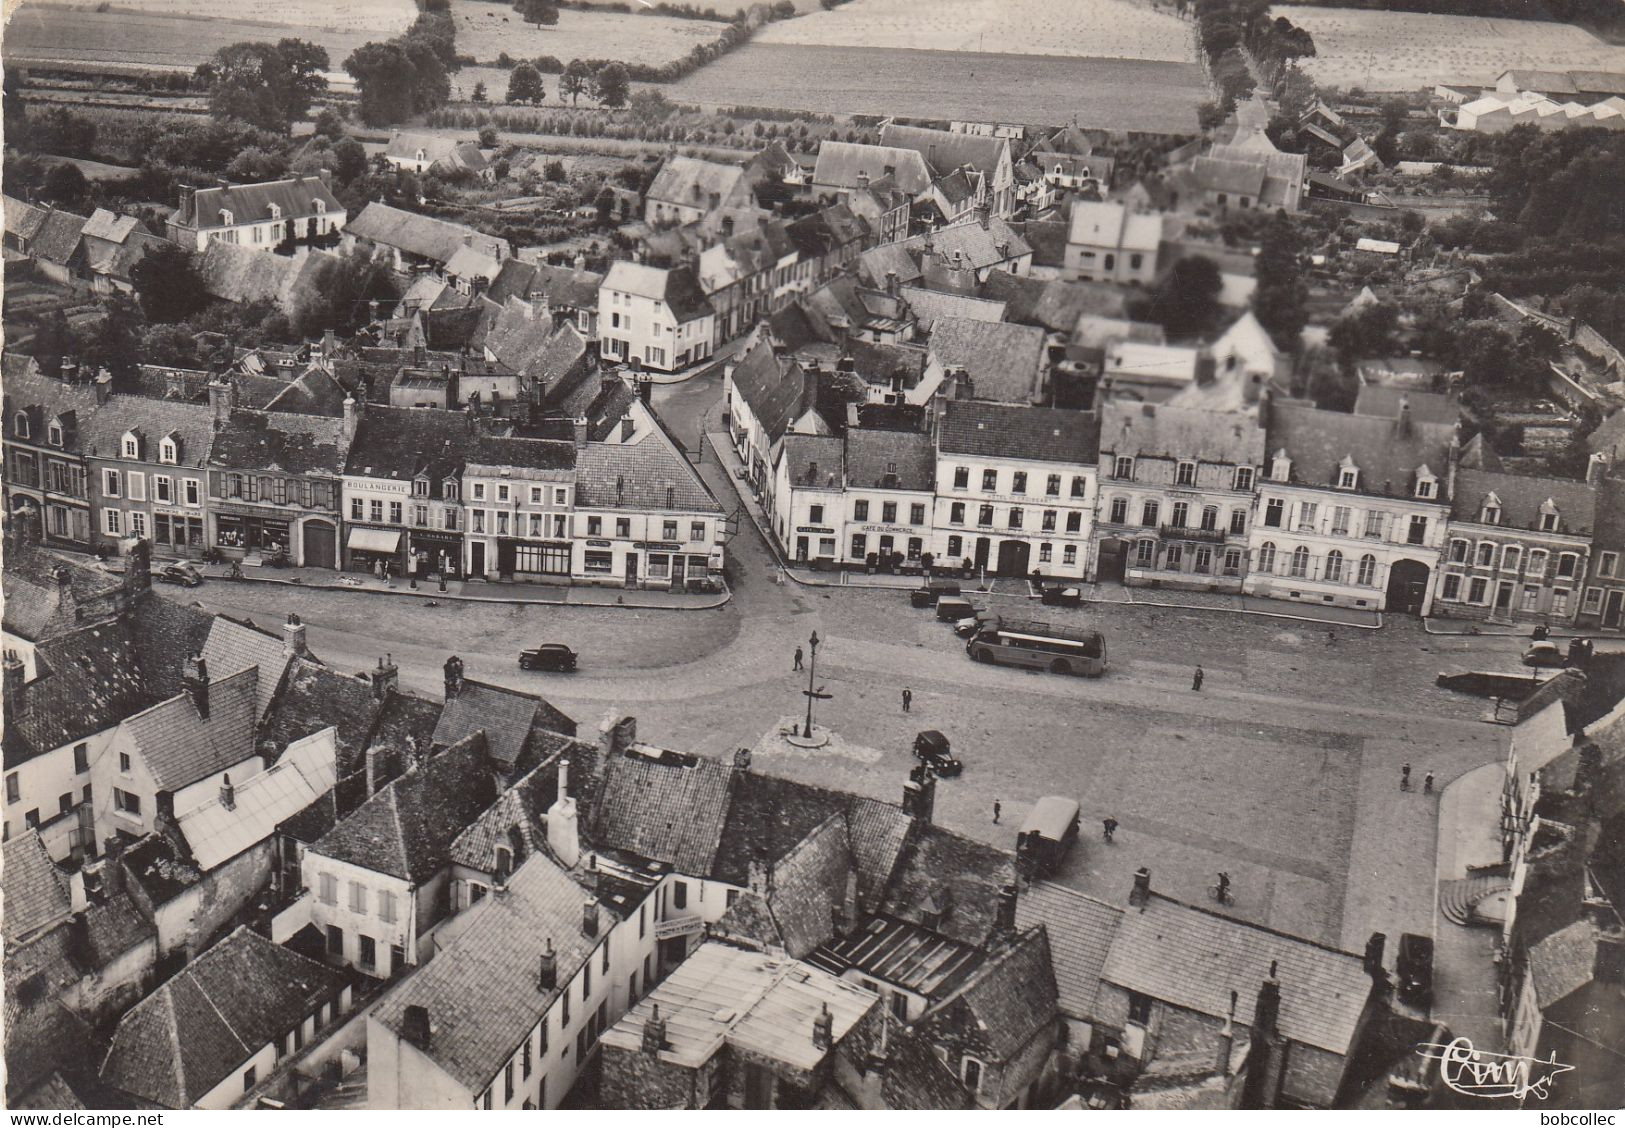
[[575, 426, 723, 514], [445, 244, 501, 282], [1451, 469, 1597, 534], [900, 287, 1006, 331], [434, 678, 572, 770], [922, 926, 1057, 1061], [711, 771, 849, 886], [600, 942, 876, 1071], [209, 408, 347, 475], [601, 262, 714, 323], [1100, 893, 1372, 1054], [590, 748, 735, 872], [174, 177, 342, 230], [371, 852, 609, 1093], [1013, 881, 1122, 1019], [81, 394, 216, 469], [447, 758, 552, 872], [781, 433, 844, 491], [2, 620, 152, 766], [646, 155, 745, 207], [4, 195, 50, 242], [4, 998, 103, 1107], [857, 241, 924, 290], [1594, 478, 1625, 552], [123, 665, 258, 792], [310, 732, 499, 883], [1529, 917, 1606, 1007], [200, 615, 292, 720], [880, 822, 1017, 948], [486, 259, 603, 308], [880, 124, 1008, 179], [1267, 402, 1458, 499], [939, 400, 1099, 464], [0, 831, 72, 943], [81, 208, 144, 245], [1191, 157, 1266, 197], [99, 926, 346, 1108], [1100, 400, 1264, 465], [729, 338, 818, 444], [344, 406, 478, 483], [927, 317, 1049, 405], [757, 813, 852, 957], [255, 657, 386, 775], [2, 360, 102, 450], [905, 217, 1032, 274], [785, 204, 869, 260], [262, 366, 353, 417], [198, 242, 341, 313], [178, 728, 338, 870], [845, 427, 935, 491], [32, 209, 87, 266], [384, 132, 489, 172], [813, 141, 934, 195], [346, 202, 509, 265], [471, 434, 577, 471]]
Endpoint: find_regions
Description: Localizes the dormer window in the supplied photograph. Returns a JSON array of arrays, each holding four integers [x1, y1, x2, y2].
[[444, 480, 459, 501], [269, 203, 282, 220], [1414, 467, 1436, 499], [219, 209, 234, 226], [122, 432, 140, 459], [1539, 501, 1560, 532], [314, 198, 327, 214], [1175, 461, 1196, 486], [1269, 451, 1291, 481], [1338, 469, 1358, 489], [47, 420, 63, 447], [1481, 494, 1500, 525], [1114, 456, 1134, 480], [13, 412, 29, 439], [414, 478, 429, 497], [159, 436, 178, 464]]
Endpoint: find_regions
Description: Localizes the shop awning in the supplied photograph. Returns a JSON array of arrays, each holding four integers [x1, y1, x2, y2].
[[347, 528, 401, 554]]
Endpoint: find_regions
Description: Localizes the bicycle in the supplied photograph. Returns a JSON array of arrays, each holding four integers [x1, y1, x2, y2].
[[1209, 878, 1232, 904]]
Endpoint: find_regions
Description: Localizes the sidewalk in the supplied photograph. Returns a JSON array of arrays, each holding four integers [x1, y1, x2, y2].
[[1430, 760, 1507, 1053], [1424, 616, 1622, 640], [181, 560, 731, 611]]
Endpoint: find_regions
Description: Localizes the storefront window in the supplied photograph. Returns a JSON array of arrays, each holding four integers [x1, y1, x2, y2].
[[585, 551, 614, 574], [648, 554, 670, 578]]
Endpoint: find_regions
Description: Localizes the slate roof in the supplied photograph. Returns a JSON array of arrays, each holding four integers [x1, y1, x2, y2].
[[601, 261, 714, 322], [484, 304, 587, 382], [1266, 402, 1458, 499], [446, 758, 553, 873], [939, 400, 1099, 465], [255, 657, 384, 774], [575, 427, 722, 514], [81, 208, 145, 245], [122, 665, 259, 792], [4, 195, 50, 242], [32, 209, 87, 266], [5, 998, 104, 1107], [845, 427, 935, 491], [209, 408, 347, 475], [880, 124, 1008, 180], [2, 358, 102, 450], [842, 340, 928, 390], [384, 132, 489, 173], [590, 748, 735, 872], [921, 926, 1058, 1061], [900, 287, 1006, 331], [813, 141, 934, 195], [1101, 893, 1372, 1054], [370, 852, 610, 1094], [173, 177, 342, 230], [780, 433, 844, 492], [1451, 469, 1598, 535], [1191, 157, 1266, 197], [1013, 881, 1122, 1020], [927, 317, 1049, 405], [1595, 478, 1625, 552], [346, 202, 509, 265], [2, 620, 152, 767], [310, 732, 498, 883], [198, 614, 292, 721], [723, 812, 853, 958], [433, 678, 573, 770], [471, 434, 577, 471], [99, 926, 346, 1108], [344, 406, 478, 483], [1529, 917, 1607, 1008], [880, 822, 1017, 948], [82, 394, 216, 469], [1, 831, 72, 943], [1099, 400, 1264, 465], [178, 728, 338, 870], [905, 217, 1031, 273], [645, 155, 745, 208]]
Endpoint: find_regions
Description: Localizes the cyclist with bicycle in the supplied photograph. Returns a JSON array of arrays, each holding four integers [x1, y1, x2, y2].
[[1213, 871, 1231, 904]]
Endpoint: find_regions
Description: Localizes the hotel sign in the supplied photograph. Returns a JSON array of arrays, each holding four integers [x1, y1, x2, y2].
[[654, 913, 704, 941]]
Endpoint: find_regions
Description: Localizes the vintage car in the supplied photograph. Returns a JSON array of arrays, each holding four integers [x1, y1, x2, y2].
[[518, 643, 578, 672], [912, 730, 963, 777], [154, 563, 205, 587]]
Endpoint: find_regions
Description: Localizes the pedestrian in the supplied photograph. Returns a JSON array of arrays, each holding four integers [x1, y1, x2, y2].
[[1103, 816, 1117, 842], [1192, 666, 1204, 691], [993, 800, 1001, 824], [1400, 763, 1411, 791], [901, 687, 912, 713], [1424, 771, 1435, 795], [793, 646, 804, 672]]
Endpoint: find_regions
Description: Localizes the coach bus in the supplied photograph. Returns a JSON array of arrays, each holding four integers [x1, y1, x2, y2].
[[965, 621, 1107, 677]]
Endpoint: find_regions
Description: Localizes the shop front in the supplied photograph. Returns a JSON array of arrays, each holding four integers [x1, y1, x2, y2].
[[154, 508, 207, 558], [213, 508, 292, 559], [637, 541, 719, 590], [497, 538, 572, 583], [847, 523, 928, 572], [408, 528, 465, 581], [345, 526, 405, 576]]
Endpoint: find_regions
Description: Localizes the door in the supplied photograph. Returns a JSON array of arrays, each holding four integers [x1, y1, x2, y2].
[[1495, 581, 1514, 614], [1385, 559, 1431, 615], [1097, 537, 1127, 583], [796, 536, 808, 561], [974, 536, 991, 572], [302, 520, 336, 569], [625, 553, 639, 588], [997, 539, 1031, 577], [1605, 590, 1624, 629], [471, 541, 486, 577]]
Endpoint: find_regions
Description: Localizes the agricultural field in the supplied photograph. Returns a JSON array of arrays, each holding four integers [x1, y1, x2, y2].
[[756, 0, 1196, 63], [1275, 4, 1625, 90], [447, 1, 722, 67], [26, 0, 416, 33], [666, 43, 1206, 132]]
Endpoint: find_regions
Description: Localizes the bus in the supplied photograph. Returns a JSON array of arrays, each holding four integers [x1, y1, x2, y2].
[[1017, 795, 1081, 876], [965, 621, 1107, 677]]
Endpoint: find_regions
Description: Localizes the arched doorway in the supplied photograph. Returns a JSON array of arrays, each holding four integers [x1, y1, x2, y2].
[[302, 519, 337, 570], [1386, 559, 1431, 615], [9, 496, 42, 543], [1097, 537, 1128, 583], [996, 539, 1031, 577]]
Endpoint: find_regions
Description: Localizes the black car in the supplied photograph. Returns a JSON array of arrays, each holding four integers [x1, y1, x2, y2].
[[912, 730, 963, 777], [1040, 585, 1083, 607], [910, 580, 961, 608], [1396, 932, 1434, 1007], [519, 644, 578, 672], [155, 563, 204, 587]]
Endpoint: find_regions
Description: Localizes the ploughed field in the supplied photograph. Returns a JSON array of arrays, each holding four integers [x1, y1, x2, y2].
[[447, 1, 725, 67], [1274, 4, 1625, 90]]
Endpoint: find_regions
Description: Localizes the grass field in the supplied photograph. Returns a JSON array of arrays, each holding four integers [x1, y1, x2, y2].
[[1275, 4, 1625, 90], [448, 1, 725, 66], [18, 0, 415, 35], [666, 42, 1206, 132], [756, 0, 1196, 63]]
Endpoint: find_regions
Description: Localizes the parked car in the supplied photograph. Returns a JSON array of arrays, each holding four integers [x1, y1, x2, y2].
[[155, 563, 204, 587], [955, 609, 1002, 639], [936, 596, 975, 623], [1522, 641, 1566, 668], [1396, 932, 1434, 1007], [518, 644, 578, 672], [912, 730, 963, 777], [1016, 796, 1081, 877], [910, 579, 962, 608], [1040, 585, 1082, 607]]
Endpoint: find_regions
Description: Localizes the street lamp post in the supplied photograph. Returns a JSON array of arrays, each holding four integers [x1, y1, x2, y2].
[[802, 630, 824, 739]]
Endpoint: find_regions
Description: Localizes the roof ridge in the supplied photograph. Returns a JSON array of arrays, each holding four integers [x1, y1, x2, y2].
[[1141, 891, 1365, 958]]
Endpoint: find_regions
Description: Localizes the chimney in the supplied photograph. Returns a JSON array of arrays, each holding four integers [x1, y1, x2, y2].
[[322, 328, 337, 357], [1254, 974, 1281, 1037], [621, 414, 636, 443], [1194, 343, 1216, 386], [184, 654, 210, 720], [538, 938, 558, 990], [51, 565, 75, 615], [638, 376, 653, 406], [547, 758, 581, 868], [748, 855, 772, 895], [207, 378, 235, 425], [177, 183, 196, 221], [995, 882, 1017, 936], [812, 1001, 833, 1052], [1241, 974, 1288, 1109], [885, 270, 898, 297], [600, 715, 637, 758], [1587, 452, 1610, 485], [838, 866, 860, 935], [641, 1004, 667, 1056], [402, 1005, 432, 1050], [93, 369, 112, 405], [901, 764, 935, 823], [3, 651, 25, 700], [1395, 396, 1413, 438], [573, 250, 587, 271], [582, 897, 600, 937], [283, 612, 308, 658], [573, 416, 589, 449], [443, 655, 465, 699], [342, 395, 359, 445], [220, 773, 236, 810], [365, 747, 378, 797], [1130, 866, 1151, 910], [371, 653, 399, 701], [1216, 989, 1239, 1075], [1363, 932, 1387, 983]]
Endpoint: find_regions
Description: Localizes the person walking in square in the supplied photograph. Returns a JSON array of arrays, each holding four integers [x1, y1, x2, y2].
[[1103, 816, 1117, 842], [993, 800, 1001, 824], [1424, 771, 1435, 795], [1400, 763, 1411, 791], [793, 646, 804, 671], [1192, 666, 1204, 691], [901, 687, 912, 712]]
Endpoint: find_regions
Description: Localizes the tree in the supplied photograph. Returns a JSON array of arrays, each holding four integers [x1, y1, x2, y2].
[[203, 40, 329, 133], [506, 62, 546, 105], [406, 11, 459, 71], [1252, 212, 1308, 350], [332, 138, 368, 184], [560, 59, 591, 105], [31, 310, 72, 378], [517, 0, 560, 25], [1132, 255, 1222, 338], [594, 62, 630, 108], [40, 162, 89, 207], [1328, 301, 1400, 363], [472, 81, 488, 104], [628, 88, 673, 125], [292, 248, 399, 338], [225, 146, 290, 183], [313, 107, 346, 141], [141, 323, 202, 368], [130, 243, 210, 324], [75, 297, 145, 388], [545, 159, 566, 182], [345, 41, 419, 126]]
